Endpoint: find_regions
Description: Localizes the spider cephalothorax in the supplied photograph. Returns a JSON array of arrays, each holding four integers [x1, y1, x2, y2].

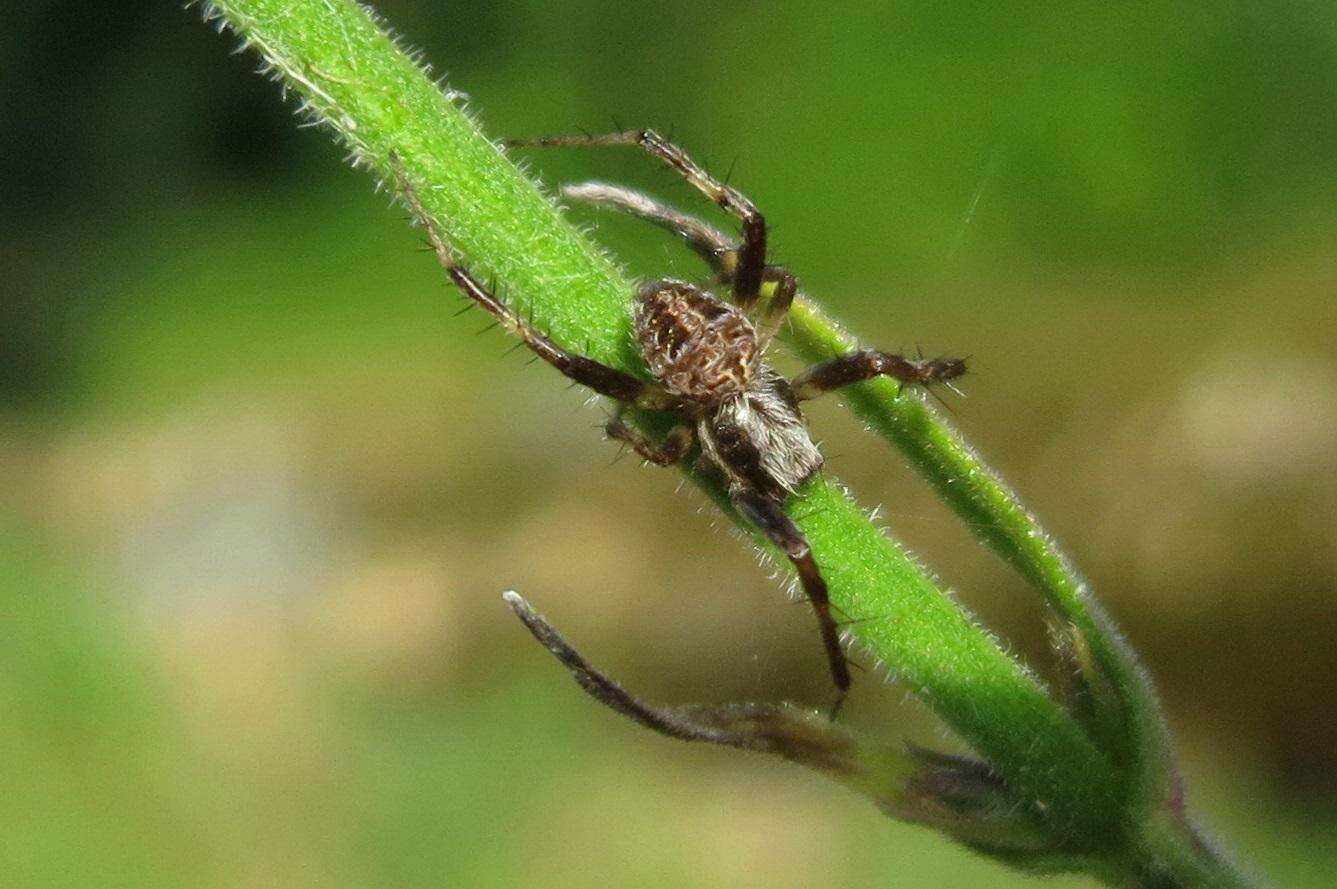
[[698, 366, 824, 502], [394, 130, 966, 707]]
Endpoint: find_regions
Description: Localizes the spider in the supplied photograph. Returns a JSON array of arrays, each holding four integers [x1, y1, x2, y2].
[[394, 130, 966, 705]]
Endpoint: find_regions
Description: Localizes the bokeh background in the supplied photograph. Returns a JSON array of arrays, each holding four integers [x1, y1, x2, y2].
[[4, 2, 1337, 886]]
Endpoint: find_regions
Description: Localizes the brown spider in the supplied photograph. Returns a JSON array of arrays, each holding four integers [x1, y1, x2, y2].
[[394, 130, 965, 704]]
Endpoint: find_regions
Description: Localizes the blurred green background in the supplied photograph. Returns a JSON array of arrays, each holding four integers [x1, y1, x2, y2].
[[4, 2, 1337, 886]]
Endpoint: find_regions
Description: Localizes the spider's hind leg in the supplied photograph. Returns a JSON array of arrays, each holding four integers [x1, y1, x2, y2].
[[561, 181, 797, 347], [562, 181, 737, 273], [391, 157, 677, 411], [732, 487, 852, 710], [510, 129, 768, 310]]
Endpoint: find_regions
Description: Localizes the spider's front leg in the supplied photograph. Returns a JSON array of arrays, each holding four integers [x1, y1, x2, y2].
[[731, 487, 852, 707], [790, 350, 968, 401], [605, 411, 696, 466], [608, 417, 851, 707]]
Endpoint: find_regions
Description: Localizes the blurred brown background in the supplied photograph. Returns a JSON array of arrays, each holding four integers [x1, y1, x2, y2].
[[3, 2, 1336, 886]]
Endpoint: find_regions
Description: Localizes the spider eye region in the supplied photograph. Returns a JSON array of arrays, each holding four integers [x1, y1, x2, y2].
[[634, 279, 759, 401]]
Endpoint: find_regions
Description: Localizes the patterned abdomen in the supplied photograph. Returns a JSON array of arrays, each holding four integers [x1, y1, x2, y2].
[[634, 279, 759, 402]]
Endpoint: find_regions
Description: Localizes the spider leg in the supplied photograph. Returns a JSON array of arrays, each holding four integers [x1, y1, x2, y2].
[[753, 271, 797, 351], [790, 350, 968, 401], [731, 487, 852, 702], [562, 181, 798, 349], [510, 129, 767, 310], [561, 181, 736, 271], [606, 410, 696, 466], [392, 157, 677, 410]]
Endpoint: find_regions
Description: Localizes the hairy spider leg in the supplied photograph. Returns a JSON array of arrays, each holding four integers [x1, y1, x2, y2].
[[605, 410, 697, 466], [509, 130, 768, 310], [753, 271, 797, 351], [561, 182, 736, 269], [790, 350, 969, 401], [731, 487, 852, 704], [393, 159, 678, 411], [558, 180, 966, 393], [602, 405, 849, 703], [560, 181, 797, 348]]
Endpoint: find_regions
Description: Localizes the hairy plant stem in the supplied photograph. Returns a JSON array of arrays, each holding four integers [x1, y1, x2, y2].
[[786, 301, 1172, 804], [201, 1, 1257, 885]]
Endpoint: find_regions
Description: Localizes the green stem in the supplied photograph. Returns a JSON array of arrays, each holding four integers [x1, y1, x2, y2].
[[1118, 811, 1259, 889], [786, 301, 1173, 805], [200, 1, 1257, 885]]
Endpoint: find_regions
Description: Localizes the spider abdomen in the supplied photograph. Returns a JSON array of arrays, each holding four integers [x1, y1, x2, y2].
[[634, 279, 759, 402]]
